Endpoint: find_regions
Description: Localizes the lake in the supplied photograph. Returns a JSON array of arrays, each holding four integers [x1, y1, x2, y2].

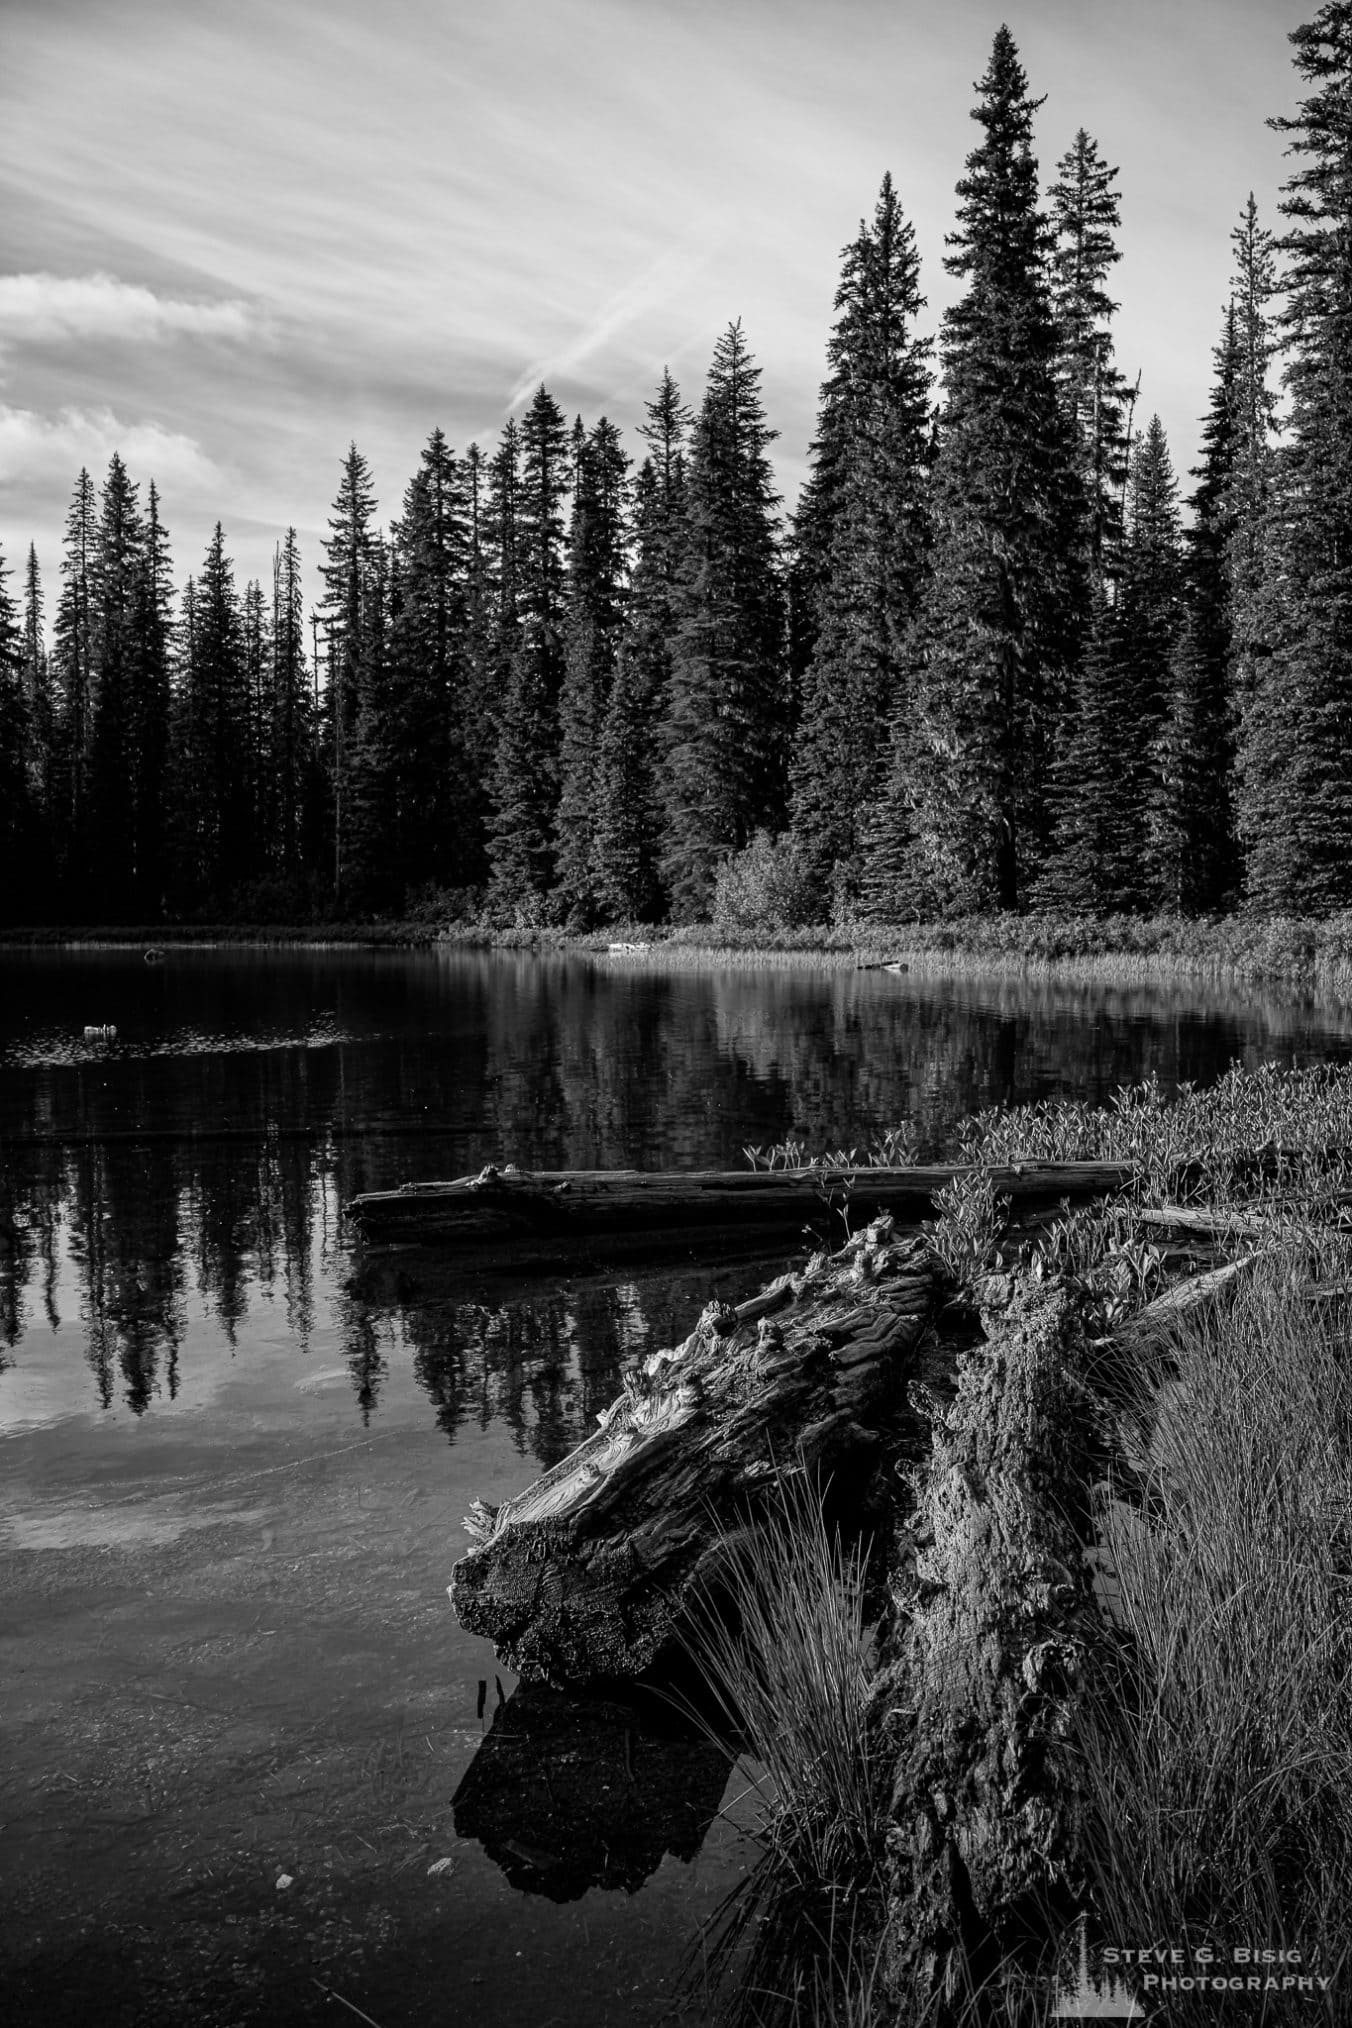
[[4, 945, 1352, 2027]]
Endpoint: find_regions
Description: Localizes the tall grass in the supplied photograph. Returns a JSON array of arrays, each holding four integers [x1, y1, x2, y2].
[[1075, 1253, 1352, 2020], [673, 1469, 889, 2024]]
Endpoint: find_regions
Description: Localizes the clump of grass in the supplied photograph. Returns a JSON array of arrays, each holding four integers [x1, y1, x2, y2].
[[674, 1468, 889, 2022], [1075, 1253, 1352, 2019]]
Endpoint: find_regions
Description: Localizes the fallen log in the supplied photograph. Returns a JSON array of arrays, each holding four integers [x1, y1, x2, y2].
[[873, 1282, 1099, 2013], [449, 1214, 948, 1684], [351, 1158, 1138, 1247]]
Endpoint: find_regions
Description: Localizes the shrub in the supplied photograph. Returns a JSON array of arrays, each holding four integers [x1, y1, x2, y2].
[[711, 832, 822, 936]]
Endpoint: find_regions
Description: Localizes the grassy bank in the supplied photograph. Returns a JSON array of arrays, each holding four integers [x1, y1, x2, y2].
[[12, 909, 1352, 986], [432, 910, 1352, 989], [678, 1065, 1352, 2024]]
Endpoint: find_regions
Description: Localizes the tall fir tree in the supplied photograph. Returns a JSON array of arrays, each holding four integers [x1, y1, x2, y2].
[[660, 322, 787, 920], [790, 173, 933, 915], [867, 29, 1082, 914], [269, 528, 315, 889], [20, 544, 53, 861], [386, 428, 477, 901], [487, 388, 570, 914], [1241, 6, 1352, 912], [1048, 129, 1130, 583], [50, 468, 97, 894], [87, 454, 146, 911], [1119, 416, 1186, 907], [0, 541, 30, 911], [554, 416, 630, 924], [130, 483, 175, 914], [320, 444, 379, 908], [593, 372, 691, 922], [173, 527, 247, 908]]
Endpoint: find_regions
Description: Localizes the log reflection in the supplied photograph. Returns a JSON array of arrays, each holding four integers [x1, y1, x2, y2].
[[452, 1678, 733, 1901]]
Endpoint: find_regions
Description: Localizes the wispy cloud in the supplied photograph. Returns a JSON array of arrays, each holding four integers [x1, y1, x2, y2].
[[0, 404, 221, 491], [0, 272, 263, 356], [505, 241, 724, 411]]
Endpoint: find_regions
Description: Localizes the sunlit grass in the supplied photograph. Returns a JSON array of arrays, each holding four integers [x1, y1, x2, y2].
[[672, 1469, 889, 2024], [1073, 1254, 1352, 2021]]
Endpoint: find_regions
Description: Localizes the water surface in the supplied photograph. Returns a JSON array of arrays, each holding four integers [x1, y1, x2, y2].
[[4, 946, 1352, 2026]]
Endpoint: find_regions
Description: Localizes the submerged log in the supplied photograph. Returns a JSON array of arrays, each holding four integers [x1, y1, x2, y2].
[[874, 1282, 1099, 2012], [449, 1214, 948, 1684], [351, 1158, 1138, 1247]]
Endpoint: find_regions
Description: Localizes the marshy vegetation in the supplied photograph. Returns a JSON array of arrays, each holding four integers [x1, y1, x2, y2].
[[635, 1064, 1352, 2023]]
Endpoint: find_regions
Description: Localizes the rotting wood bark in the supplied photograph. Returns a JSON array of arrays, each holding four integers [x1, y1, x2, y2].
[[351, 1159, 1138, 1247], [872, 1283, 1100, 2014], [449, 1215, 948, 1684]]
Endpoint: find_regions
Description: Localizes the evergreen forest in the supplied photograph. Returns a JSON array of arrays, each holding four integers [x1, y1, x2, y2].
[[4, 13, 1352, 931]]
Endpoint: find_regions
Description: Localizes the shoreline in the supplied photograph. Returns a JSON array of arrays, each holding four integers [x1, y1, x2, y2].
[[6, 910, 1352, 991]]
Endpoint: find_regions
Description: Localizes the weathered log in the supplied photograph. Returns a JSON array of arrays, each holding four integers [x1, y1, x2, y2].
[[351, 1158, 1139, 1247], [449, 1214, 947, 1684], [873, 1283, 1099, 2013]]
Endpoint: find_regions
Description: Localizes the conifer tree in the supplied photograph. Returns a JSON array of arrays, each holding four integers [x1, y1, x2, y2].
[[387, 428, 477, 899], [870, 29, 1081, 913], [50, 468, 97, 888], [174, 527, 246, 907], [593, 372, 691, 922], [0, 542, 30, 909], [1034, 587, 1131, 911], [789, 173, 933, 914], [87, 454, 146, 910], [130, 483, 174, 914], [20, 544, 52, 841], [487, 388, 571, 914], [1225, 197, 1282, 729], [554, 417, 630, 924], [1119, 416, 1186, 906], [1241, 6, 1352, 912], [660, 322, 786, 920], [1048, 129, 1130, 582], [269, 528, 314, 889], [321, 444, 379, 908]]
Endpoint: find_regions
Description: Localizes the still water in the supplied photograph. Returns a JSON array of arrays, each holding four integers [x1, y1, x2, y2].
[[4, 946, 1352, 2027]]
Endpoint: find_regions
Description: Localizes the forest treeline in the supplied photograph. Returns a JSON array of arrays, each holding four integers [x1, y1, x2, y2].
[[2, 13, 1351, 929]]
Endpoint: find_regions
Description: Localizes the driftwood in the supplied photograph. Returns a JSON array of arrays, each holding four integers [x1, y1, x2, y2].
[[351, 1159, 1138, 1248], [449, 1214, 947, 1683], [873, 1283, 1099, 2012]]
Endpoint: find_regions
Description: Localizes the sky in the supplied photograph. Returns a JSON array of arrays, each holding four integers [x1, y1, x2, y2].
[[0, 0, 1306, 629]]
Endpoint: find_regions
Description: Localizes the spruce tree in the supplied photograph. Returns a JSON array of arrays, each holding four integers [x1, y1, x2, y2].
[[789, 173, 933, 915], [1034, 586, 1132, 911], [660, 322, 786, 920], [1048, 129, 1130, 582], [869, 29, 1081, 913], [50, 468, 97, 896], [386, 428, 476, 900], [1241, 6, 1352, 911], [131, 483, 174, 915], [593, 373, 691, 923], [321, 444, 379, 909], [175, 527, 247, 908], [20, 545, 53, 859], [487, 388, 570, 914], [1119, 417, 1186, 906], [269, 528, 314, 889], [87, 453, 145, 911], [0, 541, 30, 911], [554, 416, 630, 925]]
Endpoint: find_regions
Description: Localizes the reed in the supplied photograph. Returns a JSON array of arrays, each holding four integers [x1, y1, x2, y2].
[[1072, 1252, 1352, 2022], [673, 1468, 889, 2024]]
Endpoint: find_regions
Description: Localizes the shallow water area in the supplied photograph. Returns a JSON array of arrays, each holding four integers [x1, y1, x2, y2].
[[5, 944, 1352, 2026]]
